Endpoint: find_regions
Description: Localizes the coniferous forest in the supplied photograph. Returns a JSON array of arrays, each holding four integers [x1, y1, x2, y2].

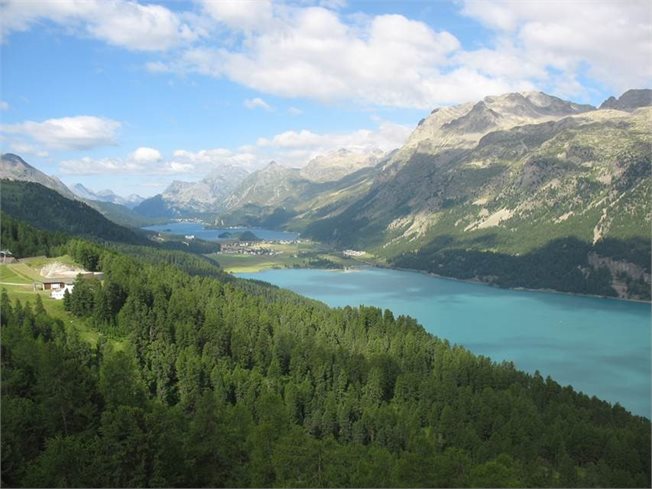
[[1, 230, 650, 488]]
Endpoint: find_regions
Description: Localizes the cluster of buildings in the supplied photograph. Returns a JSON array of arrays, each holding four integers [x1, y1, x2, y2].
[[343, 249, 365, 257], [218, 242, 281, 256]]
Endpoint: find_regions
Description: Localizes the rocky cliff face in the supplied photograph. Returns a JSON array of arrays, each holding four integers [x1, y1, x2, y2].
[[599, 89, 652, 111], [388, 91, 594, 168]]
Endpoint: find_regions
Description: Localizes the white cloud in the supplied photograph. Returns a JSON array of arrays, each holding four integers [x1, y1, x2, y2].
[[7, 142, 48, 158], [131, 146, 162, 163], [200, 0, 273, 31], [58, 120, 411, 177], [0, 101, 9, 111], [288, 106, 303, 116], [460, 0, 652, 95], [244, 97, 273, 110], [5, 0, 649, 108], [148, 0, 651, 107], [1, 115, 120, 150], [60, 146, 176, 175], [0, 0, 198, 51], [171, 148, 259, 171], [254, 121, 411, 167], [210, 8, 468, 107]]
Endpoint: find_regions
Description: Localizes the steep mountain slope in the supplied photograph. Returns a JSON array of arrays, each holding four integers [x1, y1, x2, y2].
[[302, 90, 651, 299], [300, 148, 384, 182], [0, 180, 148, 245], [213, 161, 383, 228], [133, 164, 249, 217], [223, 162, 307, 210], [72, 183, 144, 208], [387, 92, 593, 169], [0, 155, 150, 228], [0, 153, 77, 200], [85, 199, 158, 228]]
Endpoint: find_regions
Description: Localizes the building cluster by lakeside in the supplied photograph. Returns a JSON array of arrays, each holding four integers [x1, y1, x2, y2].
[[218, 242, 282, 256]]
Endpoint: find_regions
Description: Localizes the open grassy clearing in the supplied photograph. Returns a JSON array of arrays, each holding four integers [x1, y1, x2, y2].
[[22, 254, 78, 269], [1, 260, 126, 351], [206, 240, 363, 273]]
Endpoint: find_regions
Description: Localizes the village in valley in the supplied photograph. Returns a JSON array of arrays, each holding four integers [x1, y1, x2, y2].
[[203, 237, 370, 273]]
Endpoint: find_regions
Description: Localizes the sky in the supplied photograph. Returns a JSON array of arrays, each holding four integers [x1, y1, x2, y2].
[[1, 0, 651, 197]]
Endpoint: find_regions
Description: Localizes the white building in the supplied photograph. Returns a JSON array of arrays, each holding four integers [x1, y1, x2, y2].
[[51, 284, 74, 300]]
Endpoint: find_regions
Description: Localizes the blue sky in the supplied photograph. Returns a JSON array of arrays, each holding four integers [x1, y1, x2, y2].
[[1, 0, 650, 197]]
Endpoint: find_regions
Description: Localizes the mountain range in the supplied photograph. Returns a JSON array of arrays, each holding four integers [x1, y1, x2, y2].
[[133, 147, 384, 218], [298, 89, 651, 299], [1, 88, 650, 299], [71, 183, 144, 208], [135, 88, 650, 299]]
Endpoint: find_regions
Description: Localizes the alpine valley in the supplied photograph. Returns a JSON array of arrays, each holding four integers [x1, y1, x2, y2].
[[132, 89, 651, 300], [1, 91, 651, 489], [3, 2, 652, 487]]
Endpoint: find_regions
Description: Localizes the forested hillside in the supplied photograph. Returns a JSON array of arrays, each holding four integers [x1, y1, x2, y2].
[[0, 181, 221, 256], [0, 213, 68, 258], [1, 225, 649, 487], [0, 180, 148, 246]]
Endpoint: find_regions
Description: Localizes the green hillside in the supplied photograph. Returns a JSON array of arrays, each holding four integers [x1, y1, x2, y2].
[[0, 180, 149, 246], [1, 226, 649, 487]]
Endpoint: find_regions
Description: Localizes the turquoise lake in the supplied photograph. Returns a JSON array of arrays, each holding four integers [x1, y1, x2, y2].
[[237, 267, 651, 418]]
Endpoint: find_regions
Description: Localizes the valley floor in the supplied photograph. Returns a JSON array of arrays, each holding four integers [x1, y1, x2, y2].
[[214, 240, 651, 303], [206, 239, 364, 273]]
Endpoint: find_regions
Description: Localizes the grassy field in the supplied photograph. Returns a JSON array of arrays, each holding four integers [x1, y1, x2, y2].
[[207, 240, 364, 273], [1, 258, 125, 350]]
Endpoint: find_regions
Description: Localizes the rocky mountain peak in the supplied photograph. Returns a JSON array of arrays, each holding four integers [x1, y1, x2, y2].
[[600, 89, 652, 111], [1, 153, 77, 200], [71, 183, 145, 207], [301, 147, 385, 183], [0, 153, 33, 170], [394, 90, 595, 164]]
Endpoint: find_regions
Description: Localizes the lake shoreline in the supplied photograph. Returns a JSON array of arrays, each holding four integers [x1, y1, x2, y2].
[[144, 222, 650, 304], [236, 266, 651, 417], [348, 257, 652, 305]]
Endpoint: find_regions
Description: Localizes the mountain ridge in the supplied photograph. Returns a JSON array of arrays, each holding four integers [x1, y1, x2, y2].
[[297, 89, 651, 299], [0, 153, 78, 201], [71, 183, 144, 208]]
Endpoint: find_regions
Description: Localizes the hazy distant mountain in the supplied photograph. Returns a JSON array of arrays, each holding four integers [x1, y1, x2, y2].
[[300, 148, 385, 183], [599, 89, 652, 111], [223, 162, 306, 210], [71, 183, 144, 208], [0, 153, 77, 200], [133, 164, 249, 217]]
